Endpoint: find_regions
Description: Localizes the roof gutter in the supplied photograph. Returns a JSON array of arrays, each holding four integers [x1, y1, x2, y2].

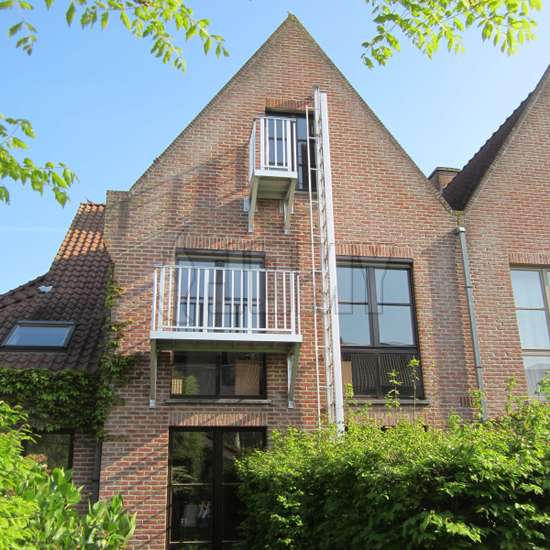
[[456, 225, 488, 421]]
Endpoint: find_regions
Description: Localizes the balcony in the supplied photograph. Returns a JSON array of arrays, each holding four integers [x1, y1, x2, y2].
[[151, 265, 302, 348], [246, 116, 298, 233]]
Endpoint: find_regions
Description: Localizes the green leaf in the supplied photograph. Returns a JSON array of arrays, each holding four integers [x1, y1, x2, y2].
[[101, 11, 108, 29], [0, 0, 14, 9], [186, 24, 197, 40], [44, 0, 53, 8], [65, 2, 75, 26], [8, 21, 23, 36], [120, 11, 130, 30]]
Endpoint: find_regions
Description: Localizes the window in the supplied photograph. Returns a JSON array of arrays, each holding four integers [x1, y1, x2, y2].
[[337, 262, 422, 398], [2, 321, 74, 349], [168, 428, 265, 548], [171, 352, 266, 398], [265, 112, 316, 192], [177, 256, 265, 332], [295, 115, 316, 192], [24, 432, 73, 470], [511, 268, 550, 397]]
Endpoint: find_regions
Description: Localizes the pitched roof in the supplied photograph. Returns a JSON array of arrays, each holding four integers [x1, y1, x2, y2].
[[127, 13, 428, 194], [0, 203, 111, 372], [443, 65, 550, 210]]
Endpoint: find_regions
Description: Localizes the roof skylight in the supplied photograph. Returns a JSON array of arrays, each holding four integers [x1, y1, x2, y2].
[[2, 321, 75, 349]]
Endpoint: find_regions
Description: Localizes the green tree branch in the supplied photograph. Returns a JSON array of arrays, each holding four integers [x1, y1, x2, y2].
[[1, 0, 227, 205]]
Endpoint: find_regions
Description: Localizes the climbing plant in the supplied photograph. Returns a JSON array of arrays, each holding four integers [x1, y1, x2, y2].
[[0, 277, 137, 437]]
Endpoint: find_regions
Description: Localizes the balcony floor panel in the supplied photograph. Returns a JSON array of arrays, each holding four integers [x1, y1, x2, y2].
[[151, 330, 301, 353]]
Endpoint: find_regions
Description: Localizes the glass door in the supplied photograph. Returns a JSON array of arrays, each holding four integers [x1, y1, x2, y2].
[[168, 428, 265, 549]]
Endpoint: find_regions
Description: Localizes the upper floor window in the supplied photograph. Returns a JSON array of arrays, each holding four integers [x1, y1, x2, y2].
[[2, 321, 74, 349], [511, 268, 550, 397], [177, 255, 265, 331], [266, 112, 316, 192], [337, 262, 422, 398]]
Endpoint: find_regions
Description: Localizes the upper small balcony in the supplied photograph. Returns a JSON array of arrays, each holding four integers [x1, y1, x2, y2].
[[246, 116, 298, 233], [150, 265, 302, 350]]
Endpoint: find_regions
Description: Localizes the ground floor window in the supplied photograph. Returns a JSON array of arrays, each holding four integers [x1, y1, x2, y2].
[[168, 428, 265, 549], [23, 432, 73, 470], [171, 352, 266, 399]]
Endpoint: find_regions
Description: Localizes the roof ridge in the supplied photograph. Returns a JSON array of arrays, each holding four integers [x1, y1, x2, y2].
[[444, 64, 550, 210]]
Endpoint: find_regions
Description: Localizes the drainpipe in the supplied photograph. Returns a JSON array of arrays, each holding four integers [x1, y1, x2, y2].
[[456, 225, 488, 420]]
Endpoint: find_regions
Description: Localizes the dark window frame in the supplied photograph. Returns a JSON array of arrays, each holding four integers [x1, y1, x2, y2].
[[337, 259, 423, 399], [23, 430, 74, 470], [1, 320, 75, 350], [167, 427, 266, 549], [170, 351, 267, 399]]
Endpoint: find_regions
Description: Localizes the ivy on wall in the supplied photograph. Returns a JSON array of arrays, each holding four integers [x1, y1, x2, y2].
[[0, 278, 137, 438]]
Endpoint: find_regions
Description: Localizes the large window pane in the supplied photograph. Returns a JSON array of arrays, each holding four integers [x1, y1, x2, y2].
[[516, 310, 550, 349], [339, 304, 370, 346], [512, 270, 545, 308], [170, 485, 213, 544], [337, 266, 368, 303], [375, 268, 410, 304], [170, 432, 213, 484], [222, 431, 264, 482], [220, 354, 262, 396], [222, 485, 243, 543], [378, 305, 414, 345], [24, 433, 72, 470], [523, 356, 550, 397], [172, 353, 217, 396]]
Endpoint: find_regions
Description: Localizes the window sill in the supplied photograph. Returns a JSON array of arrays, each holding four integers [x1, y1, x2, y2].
[[164, 398, 271, 406], [347, 398, 430, 406]]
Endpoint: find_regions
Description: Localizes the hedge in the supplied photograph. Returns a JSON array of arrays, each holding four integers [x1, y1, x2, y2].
[[237, 399, 550, 549]]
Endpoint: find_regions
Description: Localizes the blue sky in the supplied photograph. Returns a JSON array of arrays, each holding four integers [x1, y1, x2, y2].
[[1, 0, 549, 293]]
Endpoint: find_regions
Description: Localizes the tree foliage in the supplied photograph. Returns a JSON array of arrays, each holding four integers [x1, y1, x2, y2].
[[0, 400, 135, 549], [237, 397, 550, 549], [1, 0, 543, 205], [362, 0, 542, 67], [0, 0, 227, 205]]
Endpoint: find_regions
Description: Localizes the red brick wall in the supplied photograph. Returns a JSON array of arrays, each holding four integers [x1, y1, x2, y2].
[[72, 432, 98, 513], [101, 16, 475, 549], [461, 73, 550, 415]]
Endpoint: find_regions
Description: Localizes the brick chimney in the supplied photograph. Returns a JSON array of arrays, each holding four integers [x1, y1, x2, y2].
[[428, 167, 460, 192]]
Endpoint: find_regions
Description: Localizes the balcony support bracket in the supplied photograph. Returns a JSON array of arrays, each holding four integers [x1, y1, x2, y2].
[[282, 179, 296, 235], [149, 340, 158, 409], [287, 342, 301, 408]]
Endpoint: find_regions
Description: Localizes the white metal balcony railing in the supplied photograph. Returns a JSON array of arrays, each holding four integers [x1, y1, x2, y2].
[[248, 116, 297, 182], [151, 266, 301, 341]]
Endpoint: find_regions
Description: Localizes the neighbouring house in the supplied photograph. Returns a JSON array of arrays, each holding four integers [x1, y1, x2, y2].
[[1, 14, 549, 550]]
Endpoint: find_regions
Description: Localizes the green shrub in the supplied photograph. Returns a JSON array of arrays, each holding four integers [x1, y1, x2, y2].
[[237, 399, 550, 549], [0, 401, 135, 549]]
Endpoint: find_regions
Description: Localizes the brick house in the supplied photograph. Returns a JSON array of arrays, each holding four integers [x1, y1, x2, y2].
[[1, 14, 549, 549]]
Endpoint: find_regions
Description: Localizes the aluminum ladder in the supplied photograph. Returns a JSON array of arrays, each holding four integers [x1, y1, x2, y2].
[[306, 87, 345, 433]]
